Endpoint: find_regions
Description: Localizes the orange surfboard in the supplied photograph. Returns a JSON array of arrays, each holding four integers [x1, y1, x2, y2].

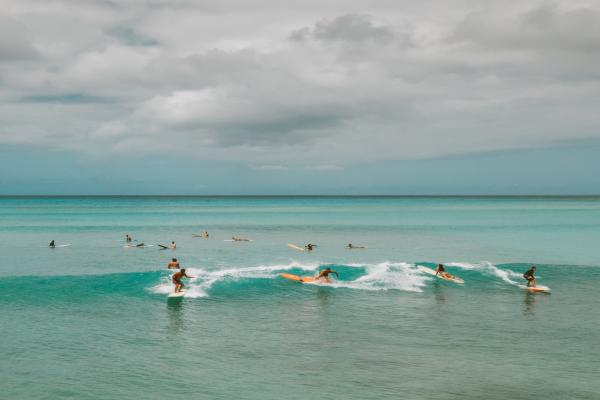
[[280, 273, 316, 283]]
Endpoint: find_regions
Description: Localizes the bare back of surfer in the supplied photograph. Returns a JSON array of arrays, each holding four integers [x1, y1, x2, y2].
[[172, 268, 194, 293], [312, 268, 339, 283], [167, 258, 180, 269]]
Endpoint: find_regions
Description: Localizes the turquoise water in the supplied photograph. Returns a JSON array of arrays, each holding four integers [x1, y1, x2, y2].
[[1, 196, 599, 399]]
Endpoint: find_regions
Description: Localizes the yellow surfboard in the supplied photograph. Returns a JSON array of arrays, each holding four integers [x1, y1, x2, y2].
[[280, 273, 316, 283]]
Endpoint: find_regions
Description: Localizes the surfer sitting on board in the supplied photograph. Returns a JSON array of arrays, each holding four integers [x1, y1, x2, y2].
[[305, 243, 315, 251], [311, 267, 339, 283], [125, 234, 132, 243], [435, 264, 455, 280], [49, 240, 55, 248], [167, 258, 180, 269], [172, 268, 194, 293], [170, 241, 177, 249], [523, 266, 536, 287]]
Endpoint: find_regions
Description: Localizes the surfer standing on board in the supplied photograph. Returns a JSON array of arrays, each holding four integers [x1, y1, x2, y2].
[[167, 258, 180, 269], [172, 268, 194, 293], [313, 267, 339, 283], [523, 266, 536, 287]]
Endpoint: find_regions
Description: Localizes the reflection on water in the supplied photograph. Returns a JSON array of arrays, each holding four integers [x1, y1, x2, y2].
[[433, 281, 446, 305], [167, 299, 184, 333], [524, 292, 536, 315]]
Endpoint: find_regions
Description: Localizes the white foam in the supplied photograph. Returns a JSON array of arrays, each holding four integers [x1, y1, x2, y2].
[[149, 261, 430, 297], [446, 261, 525, 286]]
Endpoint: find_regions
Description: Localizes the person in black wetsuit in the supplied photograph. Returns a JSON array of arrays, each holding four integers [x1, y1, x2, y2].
[[523, 266, 536, 287], [49, 240, 55, 248]]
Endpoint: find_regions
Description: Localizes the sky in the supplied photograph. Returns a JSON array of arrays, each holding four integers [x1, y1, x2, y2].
[[1, 0, 599, 194]]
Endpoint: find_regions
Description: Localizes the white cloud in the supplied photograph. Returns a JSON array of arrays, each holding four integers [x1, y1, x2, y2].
[[1, 0, 599, 166]]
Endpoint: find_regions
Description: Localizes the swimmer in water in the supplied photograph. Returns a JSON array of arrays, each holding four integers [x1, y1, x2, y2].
[[49, 240, 55, 248], [167, 258, 180, 269]]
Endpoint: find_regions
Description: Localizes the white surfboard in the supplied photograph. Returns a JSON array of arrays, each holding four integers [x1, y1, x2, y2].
[[418, 266, 464, 284], [224, 239, 254, 242], [168, 290, 185, 298], [54, 244, 72, 248], [287, 243, 305, 252]]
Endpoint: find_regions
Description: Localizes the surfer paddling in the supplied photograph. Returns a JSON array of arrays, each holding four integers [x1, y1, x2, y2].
[[305, 243, 315, 251], [167, 258, 180, 269], [172, 268, 194, 293], [311, 267, 339, 283], [523, 266, 536, 287]]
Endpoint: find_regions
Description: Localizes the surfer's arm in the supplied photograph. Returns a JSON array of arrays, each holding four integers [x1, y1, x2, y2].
[[332, 271, 339, 277]]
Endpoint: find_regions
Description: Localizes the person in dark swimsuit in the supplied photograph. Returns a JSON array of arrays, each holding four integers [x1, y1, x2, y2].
[[49, 240, 55, 248], [172, 268, 194, 293], [523, 266, 536, 287]]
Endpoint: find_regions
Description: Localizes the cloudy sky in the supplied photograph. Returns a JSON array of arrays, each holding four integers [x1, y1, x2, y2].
[[1, 0, 599, 194]]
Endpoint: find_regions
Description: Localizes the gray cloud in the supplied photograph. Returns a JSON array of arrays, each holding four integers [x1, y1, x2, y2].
[[1, 0, 599, 166]]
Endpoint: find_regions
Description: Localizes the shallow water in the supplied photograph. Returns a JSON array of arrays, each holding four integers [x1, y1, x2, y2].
[[1, 196, 599, 399]]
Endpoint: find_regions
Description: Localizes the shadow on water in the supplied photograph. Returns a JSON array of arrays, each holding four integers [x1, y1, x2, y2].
[[166, 299, 184, 333], [523, 292, 536, 316]]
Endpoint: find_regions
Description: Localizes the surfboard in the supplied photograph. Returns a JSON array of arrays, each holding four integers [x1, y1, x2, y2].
[[53, 244, 72, 248], [158, 244, 170, 249], [418, 266, 464, 284], [224, 239, 254, 242], [168, 290, 185, 298], [280, 273, 316, 283], [525, 285, 550, 293], [345, 245, 367, 249], [287, 243, 305, 252]]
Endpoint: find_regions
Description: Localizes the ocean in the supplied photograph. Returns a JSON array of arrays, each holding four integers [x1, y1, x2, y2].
[[1, 196, 599, 399]]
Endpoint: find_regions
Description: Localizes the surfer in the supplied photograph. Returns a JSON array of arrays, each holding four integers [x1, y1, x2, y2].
[[170, 241, 177, 249], [203, 231, 209, 238], [347, 243, 354, 249], [49, 240, 55, 248], [435, 264, 454, 279], [125, 234, 132, 243], [523, 266, 537, 287], [172, 268, 194, 293], [305, 243, 315, 251], [167, 258, 180, 269], [232, 236, 249, 242], [313, 267, 339, 283]]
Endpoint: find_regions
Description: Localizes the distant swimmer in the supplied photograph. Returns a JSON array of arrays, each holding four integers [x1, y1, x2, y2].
[[125, 234, 132, 243], [523, 266, 537, 287], [345, 243, 367, 249], [172, 268, 194, 293], [170, 241, 177, 249], [167, 258, 180, 269], [435, 264, 456, 280], [312, 267, 339, 283], [49, 240, 55, 248], [203, 231, 209, 238], [305, 243, 315, 251]]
